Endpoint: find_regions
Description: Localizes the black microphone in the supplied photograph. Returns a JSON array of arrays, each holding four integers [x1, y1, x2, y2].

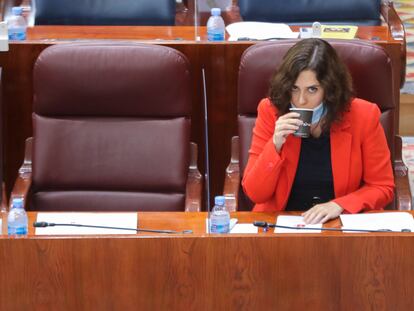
[[253, 221, 412, 233], [33, 222, 193, 234], [33, 221, 50, 227]]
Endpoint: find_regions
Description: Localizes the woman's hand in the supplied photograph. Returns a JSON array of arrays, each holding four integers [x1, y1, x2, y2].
[[302, 202, 344, 224], [273, 112, 302, 153]]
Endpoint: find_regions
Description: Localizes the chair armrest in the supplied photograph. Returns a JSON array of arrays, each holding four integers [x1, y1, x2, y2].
[[394, 135, 412, 210], [10, 137, 33, 210], [381, 0, 406, 87], [185, 142, 203, 212], [223, 136, 240, 212]]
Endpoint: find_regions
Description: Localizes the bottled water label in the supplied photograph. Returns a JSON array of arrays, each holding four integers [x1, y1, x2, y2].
[[8, 225, 28, 235], [208, 31, 224, 41], [9, 29, 26, 40], [211, 221, 230, 233]]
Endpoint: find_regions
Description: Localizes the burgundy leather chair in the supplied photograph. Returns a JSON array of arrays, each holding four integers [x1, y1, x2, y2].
[[224, 40, 411, 211], [11, 43, 202, 212]]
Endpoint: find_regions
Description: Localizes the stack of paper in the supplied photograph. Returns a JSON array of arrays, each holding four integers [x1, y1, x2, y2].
[[226, 22, 299, 41]]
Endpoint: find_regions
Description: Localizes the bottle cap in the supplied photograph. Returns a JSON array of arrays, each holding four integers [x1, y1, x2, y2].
[[211, 8, 221, 16], [12, 6, 23, 15], [214, 196, 225, 206], [11, 197, 24, 209]]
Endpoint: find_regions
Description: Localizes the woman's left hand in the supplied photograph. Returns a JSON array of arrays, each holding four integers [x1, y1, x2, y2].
[[302, 202, 344, 224]]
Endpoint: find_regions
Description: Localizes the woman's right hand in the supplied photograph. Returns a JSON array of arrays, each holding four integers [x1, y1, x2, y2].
[[273, 112, 302, 153]]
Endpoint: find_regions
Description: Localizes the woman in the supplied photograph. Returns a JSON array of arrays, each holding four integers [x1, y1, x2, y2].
[[242, 38, 394, 224]]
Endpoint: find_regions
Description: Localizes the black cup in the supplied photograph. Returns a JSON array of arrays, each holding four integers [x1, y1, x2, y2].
[[289, 108, 313, 138]]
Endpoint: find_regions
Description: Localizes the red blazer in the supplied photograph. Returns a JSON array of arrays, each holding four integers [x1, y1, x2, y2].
[[242, 98, 394, 213]]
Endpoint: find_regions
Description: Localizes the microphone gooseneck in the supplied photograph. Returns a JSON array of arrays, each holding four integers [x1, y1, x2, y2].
[[253, 221, 412, 233], [33, 222, 193, 234]]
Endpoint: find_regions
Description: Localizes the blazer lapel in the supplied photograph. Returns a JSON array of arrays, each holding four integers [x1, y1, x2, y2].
[[331, 119, 352, 197]]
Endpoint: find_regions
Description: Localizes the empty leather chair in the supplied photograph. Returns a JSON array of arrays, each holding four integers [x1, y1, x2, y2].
[[34, 0, 176, 26], [224, 40, 411, 211], [11, 43, 202, 212]]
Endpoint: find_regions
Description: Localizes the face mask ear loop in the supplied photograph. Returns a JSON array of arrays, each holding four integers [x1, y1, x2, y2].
[[316, 104, 325, 127], [312, 102, 325, 125]]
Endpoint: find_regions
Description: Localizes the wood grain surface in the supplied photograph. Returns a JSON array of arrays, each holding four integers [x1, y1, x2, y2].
[[0, 211, 413, 310]]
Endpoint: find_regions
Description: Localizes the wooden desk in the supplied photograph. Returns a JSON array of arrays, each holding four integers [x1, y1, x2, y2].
[[0, 211, 413, 310], [0, 26, 403, 206]]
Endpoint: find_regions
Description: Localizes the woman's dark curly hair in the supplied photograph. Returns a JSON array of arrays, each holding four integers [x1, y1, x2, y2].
[[269, 38, 353, 132]]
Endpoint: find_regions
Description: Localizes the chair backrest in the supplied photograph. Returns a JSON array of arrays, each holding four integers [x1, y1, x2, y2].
[[34, 0, 176, 26], [237, 40, 395, 210], [238, 0, 382, 26], [31, 43, 192, 211]]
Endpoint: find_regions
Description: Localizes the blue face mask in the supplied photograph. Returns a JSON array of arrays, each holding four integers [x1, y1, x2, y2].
[[311, 102, 325, 124]]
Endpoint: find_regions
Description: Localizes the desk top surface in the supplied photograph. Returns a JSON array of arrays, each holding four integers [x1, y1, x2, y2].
[[1, 211, 413, 238], [20, 25, 399, 44]]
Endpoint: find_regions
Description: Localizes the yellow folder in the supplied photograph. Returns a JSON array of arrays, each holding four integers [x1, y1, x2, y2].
[[321, 25, 358, 39]]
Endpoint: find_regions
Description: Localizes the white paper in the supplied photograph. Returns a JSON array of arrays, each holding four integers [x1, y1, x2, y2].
[[226, 22, 299, 41], [340, 212, 414, 233], [274, 215, 322, 233], [35, 212, 138, 235], [230, 223, 258, 234]]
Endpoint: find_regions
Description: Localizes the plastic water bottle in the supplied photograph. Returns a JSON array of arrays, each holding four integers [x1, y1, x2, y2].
[[8, 197, 28, 236], [7, 6, 27, 40], [207, 8, 225, 41], [210, 196, 230, 233]]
